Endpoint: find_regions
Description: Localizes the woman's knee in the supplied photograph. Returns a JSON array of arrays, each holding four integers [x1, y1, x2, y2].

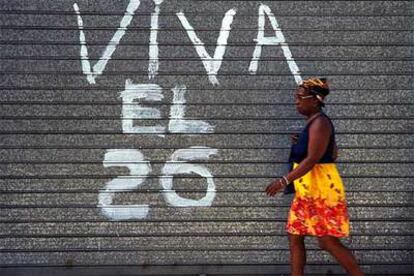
[[317, 236, 341, 251]]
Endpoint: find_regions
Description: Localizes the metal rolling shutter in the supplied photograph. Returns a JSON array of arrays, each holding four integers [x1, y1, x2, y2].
[[0, 0, 413, 275]]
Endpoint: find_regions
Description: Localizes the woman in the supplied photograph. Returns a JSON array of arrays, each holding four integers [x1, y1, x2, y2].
[[265, 78, 364, 276]]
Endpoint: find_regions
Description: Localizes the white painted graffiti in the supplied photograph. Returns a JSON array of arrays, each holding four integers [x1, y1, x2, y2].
[[248, 4, 302, 84], [74, 1, 302, 85], [148, 0, 164, 80], [98, 79, 217, 220], [73, 0, 303, 220], [177, 8, 237, 86], [98, 149, 151, 220], [168, 84, 215, 134], [73, 0, 142, 84], [98, 147, 218, 220], [161, 147, 218, 207], [119, 80, 214, 137]]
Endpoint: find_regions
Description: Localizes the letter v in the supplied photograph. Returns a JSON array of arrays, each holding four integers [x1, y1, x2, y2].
[[177, 9, 237, 86], [73, 0, 141, 84]]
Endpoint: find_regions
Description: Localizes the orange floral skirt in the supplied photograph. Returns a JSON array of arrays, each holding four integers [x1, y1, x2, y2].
[[286, 163, 350, 237]]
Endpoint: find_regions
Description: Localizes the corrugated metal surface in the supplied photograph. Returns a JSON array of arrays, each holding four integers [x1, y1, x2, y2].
[[0, 0, 413, 275]]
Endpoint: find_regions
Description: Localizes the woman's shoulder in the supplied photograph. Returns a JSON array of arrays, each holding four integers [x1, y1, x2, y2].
[[309, 114, 333, 135]]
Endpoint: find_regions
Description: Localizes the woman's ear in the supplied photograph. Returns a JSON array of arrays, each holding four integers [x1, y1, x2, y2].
[[312, 97, 320, 108]]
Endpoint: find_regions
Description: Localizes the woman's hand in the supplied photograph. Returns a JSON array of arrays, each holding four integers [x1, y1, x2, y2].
[[265, 179, 285, 197]]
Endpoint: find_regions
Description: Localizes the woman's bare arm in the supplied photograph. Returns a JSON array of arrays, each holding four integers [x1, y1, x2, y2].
[[285, 116, 332, 183], [266, 116, 332, 196]]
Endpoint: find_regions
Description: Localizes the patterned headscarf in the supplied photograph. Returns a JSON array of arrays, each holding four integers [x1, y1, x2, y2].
[[299, 78, 330, 107]]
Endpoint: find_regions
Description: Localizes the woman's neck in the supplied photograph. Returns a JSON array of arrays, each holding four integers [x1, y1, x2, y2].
[[306, 110, 322, 121]]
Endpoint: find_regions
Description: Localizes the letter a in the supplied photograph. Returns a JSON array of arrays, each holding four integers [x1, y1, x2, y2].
[[249, 4, 302, 84]]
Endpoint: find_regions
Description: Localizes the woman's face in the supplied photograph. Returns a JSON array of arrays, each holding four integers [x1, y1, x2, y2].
[[295, 87, 318, 115]]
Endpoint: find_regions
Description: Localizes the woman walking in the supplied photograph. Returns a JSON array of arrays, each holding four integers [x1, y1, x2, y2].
[[265, 78, 364, 276]]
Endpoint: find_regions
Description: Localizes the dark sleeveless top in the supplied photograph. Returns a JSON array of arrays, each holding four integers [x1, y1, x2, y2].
[[289, 112, 336, 164]]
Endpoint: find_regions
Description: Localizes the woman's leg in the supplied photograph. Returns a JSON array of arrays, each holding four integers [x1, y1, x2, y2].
[[317, 236, 364, 276], [288, 234, 306, 276]]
